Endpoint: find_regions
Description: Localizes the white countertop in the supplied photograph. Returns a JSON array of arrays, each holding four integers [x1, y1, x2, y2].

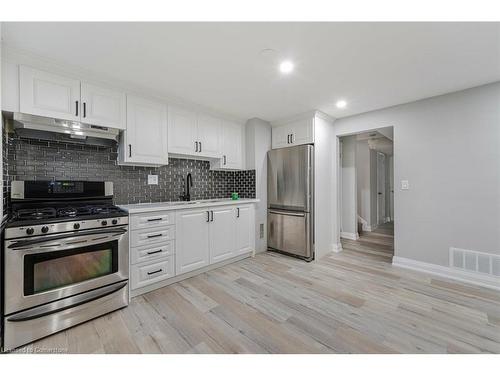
[[119, 198, 260, 214]]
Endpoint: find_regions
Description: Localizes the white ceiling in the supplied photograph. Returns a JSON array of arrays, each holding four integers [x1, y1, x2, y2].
[[2, 22, 499, 122]]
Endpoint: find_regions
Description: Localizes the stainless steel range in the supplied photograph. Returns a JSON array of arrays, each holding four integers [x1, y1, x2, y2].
[[2, 180, 129, 351]]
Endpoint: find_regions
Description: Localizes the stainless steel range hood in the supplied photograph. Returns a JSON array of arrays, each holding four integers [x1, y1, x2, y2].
[[10, 113, 120, 146]]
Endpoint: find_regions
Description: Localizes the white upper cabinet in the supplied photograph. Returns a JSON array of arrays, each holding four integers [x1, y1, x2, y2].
[[168, 106, 223, 159], [272, 116, 315, 149], [19, 65, 127, 130], [80, 82, 126, 129], [120, 95, 168, 165], [212, 120, 243, 170], [197, 113, 222, 158], [168, 105, 198, 155], [19, 65, 81, 122]]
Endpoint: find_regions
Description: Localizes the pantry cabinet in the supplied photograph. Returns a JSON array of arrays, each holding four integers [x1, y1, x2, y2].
[[19, 65, 126, 129], [119, 95, 168, 165], [272, 116, 315, 149]]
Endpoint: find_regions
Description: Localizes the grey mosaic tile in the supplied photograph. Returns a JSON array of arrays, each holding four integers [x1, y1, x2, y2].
[[3, 134, 255, 214]]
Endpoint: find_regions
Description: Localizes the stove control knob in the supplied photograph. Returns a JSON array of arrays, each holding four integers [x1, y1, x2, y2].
[[101, 220, 108, 226], [112, 219, 118, 225], [26, 228, 34, 235], [41, 226, 49, 234], [73, 223, 81, 230]]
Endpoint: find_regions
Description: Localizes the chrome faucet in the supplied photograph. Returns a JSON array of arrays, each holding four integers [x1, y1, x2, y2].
[[180, 173, 193, 201]]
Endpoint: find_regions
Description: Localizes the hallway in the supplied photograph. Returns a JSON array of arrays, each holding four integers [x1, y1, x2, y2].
[[341, 222, 394, 261]]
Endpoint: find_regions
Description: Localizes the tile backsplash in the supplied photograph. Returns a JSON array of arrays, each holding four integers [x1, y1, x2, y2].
[[3, 133, 255, 212]]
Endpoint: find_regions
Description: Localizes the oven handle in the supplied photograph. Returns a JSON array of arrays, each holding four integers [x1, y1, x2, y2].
[[6, 280, 128, 322], [8, 227, 128, 249]]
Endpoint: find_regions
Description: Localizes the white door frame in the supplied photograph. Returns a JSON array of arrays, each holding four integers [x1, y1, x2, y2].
[[334, 127, 394, 254]]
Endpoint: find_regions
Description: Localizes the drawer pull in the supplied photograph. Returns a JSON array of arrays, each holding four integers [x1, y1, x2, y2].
[[147, 269, 162, 276], [147, 233, 163, 238], [147, 218, 163, 222], [147, 249, 163, 255]]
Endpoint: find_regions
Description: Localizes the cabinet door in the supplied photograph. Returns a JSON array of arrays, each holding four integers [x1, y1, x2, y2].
[[220, 121, 243, 169], [272, 125, 291, 149], [235, 205, 254, 255], [290, 118, 314, 145], [125, 95, 168, 165], [81, 82, 126, 129], [176, 209, 210, 275], [19, 65, 80, 122], [197, 113, 222, 158], [209, 207, 236, 264], [168, 105, 198, 155]]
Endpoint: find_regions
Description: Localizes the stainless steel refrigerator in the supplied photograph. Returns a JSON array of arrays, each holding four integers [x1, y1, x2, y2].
[[267, 144, 314, 261]]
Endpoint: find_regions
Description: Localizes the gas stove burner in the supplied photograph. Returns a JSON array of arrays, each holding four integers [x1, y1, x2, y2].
[[57, 206, 78, 217], [16, 208, 57, 221], [88, 205, 120, 215]]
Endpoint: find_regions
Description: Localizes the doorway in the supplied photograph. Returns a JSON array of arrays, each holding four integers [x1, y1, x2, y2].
[[338, 127, 394, 260]]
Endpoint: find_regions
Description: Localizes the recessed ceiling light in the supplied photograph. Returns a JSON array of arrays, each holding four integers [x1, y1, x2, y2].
[[336, 100, 347, 109], [279, 60, 294, 74]]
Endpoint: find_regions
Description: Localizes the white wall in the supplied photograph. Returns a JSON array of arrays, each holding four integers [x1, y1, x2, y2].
[[333, 82, 500, 266], [245, 118, 272, 253], [369, 149, 378, 228], [314, 114, 336, 257], [340, 135, 357, 237], [356, 140, 371, 230]]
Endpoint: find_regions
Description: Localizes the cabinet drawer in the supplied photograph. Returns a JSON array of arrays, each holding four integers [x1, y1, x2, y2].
[[130, 225, 175, 247], [130, 256, 174, 290], [130, 211, 175, 230], [130, 240, 174, 265]]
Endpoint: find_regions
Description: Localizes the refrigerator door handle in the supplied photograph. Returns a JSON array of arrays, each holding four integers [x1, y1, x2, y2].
[[268, 209, 305, 217]]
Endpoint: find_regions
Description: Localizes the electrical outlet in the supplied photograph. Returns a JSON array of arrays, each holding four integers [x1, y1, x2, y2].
[[401, 180, 409, 190], [260, 223, 264, 239], [148, 175, 158, 185]]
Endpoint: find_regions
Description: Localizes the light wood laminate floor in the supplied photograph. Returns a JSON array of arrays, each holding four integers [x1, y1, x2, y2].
[[14, 224, 500, 353]]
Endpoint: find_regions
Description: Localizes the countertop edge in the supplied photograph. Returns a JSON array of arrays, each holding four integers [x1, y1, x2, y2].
[[119, 199, 260, 214]]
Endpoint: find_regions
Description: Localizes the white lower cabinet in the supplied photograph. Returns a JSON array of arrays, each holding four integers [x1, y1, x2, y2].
[[131, 256, 175, 290], [129, 203, 255, 295], [209, 207, 237, 263], [175, 209, 210, 275]]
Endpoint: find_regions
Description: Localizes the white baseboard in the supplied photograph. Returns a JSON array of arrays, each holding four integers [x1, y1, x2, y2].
[[392, 256, 500, 291], [340, 232, 359, 240], [331, 243, 343, 253]]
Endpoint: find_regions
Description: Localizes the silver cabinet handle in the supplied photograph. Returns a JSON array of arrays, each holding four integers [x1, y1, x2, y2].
[[269, 209, 305, 217]]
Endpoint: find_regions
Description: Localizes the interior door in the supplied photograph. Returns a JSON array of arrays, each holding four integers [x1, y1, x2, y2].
[[19, 65, 81, 122], [81, 82, 126, 129], [197, 113, 222, 158], [168, 105, 198, 155], [377, 152, 386, 225], [125, 95, 168, 165], [209, 207, 236, 264], [176, 209, 210, 275]]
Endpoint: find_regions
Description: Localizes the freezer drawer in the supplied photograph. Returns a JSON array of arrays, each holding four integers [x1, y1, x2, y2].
[[267, 209, 313, 260]]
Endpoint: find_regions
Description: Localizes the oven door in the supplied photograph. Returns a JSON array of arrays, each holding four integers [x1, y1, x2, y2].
[[4, 226, 129, 315]]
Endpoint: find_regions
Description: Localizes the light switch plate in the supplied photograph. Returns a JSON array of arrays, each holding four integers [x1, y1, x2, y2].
[[148, 175, 158, 185], [401, 180, 409, 190]]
